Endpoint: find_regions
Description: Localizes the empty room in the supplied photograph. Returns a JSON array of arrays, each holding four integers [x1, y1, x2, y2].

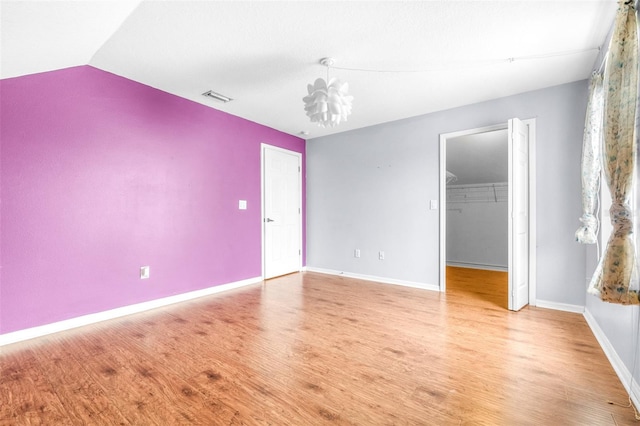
[[2, 1, 640, 424]]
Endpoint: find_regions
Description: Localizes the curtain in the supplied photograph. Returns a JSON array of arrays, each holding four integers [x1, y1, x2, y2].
[[588, 0, 639, 304], [576, 73, 604, 244]]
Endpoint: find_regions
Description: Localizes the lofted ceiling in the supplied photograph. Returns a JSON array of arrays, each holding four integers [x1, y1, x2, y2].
[[1, 1, 617, 139]]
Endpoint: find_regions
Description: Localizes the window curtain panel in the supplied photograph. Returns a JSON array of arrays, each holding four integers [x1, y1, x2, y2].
[[588, 0, 639, 304], [575, 73, 604, 244]]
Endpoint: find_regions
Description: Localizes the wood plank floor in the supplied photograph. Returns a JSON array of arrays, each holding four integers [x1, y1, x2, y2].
[[1, 271, 637, 425], [446, 266, 508, 310]]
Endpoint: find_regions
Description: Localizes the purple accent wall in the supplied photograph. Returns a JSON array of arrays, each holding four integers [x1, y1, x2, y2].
[[0, 66, 305, 334]]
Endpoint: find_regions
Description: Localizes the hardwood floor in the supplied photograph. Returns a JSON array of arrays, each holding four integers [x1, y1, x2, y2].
[[1, 271, 637, 425], [446, 266, 508, 309]]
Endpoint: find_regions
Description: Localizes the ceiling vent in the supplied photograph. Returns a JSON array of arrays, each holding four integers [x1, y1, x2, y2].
[[202, 90, 233, 103]]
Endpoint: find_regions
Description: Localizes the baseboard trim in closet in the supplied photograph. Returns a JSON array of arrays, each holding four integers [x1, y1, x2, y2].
[[446, 262, 507, 272]]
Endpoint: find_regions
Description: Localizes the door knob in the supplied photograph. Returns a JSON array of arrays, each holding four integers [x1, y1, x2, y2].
[[265, 218, 275, 223]]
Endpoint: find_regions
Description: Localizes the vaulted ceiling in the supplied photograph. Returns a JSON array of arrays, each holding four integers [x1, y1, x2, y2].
[[1, 1, 617, 139]]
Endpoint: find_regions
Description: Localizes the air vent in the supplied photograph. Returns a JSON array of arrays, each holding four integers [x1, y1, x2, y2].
[[202, 90, 233, 103]]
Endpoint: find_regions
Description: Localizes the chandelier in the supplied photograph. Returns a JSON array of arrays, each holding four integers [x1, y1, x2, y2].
[[303, 58, 353, 128]]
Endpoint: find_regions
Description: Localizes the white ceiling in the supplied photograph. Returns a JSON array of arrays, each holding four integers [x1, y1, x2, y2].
[[447, 129, 508, 185], [0, 1, 142, 77], [1, 1, 617, 139]]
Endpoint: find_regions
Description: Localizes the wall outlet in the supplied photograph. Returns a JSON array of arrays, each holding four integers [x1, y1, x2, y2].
[[379, 251, 385, 260], [140, 266, 150, 279], [354, 249, 361, 258]]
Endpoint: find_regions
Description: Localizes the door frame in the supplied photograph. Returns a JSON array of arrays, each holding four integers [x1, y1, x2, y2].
[[261, 143, 303, 279], [438, 119, 537, 307]]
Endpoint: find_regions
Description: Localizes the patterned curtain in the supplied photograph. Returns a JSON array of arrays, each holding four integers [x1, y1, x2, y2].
[[588, 0, 639, 304], [576, 73, 604, 244]]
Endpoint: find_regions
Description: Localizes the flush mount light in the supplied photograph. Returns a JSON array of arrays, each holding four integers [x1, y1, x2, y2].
[[202, 90, 233, 103], [303, 57, 353, 128]]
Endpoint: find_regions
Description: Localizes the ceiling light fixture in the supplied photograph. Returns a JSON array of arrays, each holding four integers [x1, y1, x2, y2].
[[202, 90, 233, 103], [303, 57, 353, 128]]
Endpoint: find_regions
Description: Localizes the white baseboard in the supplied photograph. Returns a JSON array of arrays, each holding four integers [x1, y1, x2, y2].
[[535, 299, 585, 313], [0, 276, 263, 347], [446, 262, 508, 272], [305, 267, 440, 292], [584, 308, 640, 409]]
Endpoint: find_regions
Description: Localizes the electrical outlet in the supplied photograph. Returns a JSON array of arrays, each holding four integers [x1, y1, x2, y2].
[[354, 249, 361, 258], [140, 266, 150, 279], [379, 251, 385, 260]]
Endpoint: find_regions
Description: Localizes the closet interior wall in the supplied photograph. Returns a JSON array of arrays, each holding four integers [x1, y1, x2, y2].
[[446, 182, 508, 270]]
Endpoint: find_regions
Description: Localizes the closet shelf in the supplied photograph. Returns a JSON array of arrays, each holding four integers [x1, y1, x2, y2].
[[446, 182, 507, 203]]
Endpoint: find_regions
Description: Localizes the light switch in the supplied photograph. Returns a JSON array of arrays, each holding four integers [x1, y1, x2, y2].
[[239, 200, 247, 210], [430, 200, 438, 210], [140, 266, 150, 280]]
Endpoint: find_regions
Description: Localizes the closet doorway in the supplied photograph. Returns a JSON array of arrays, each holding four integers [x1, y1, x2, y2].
[[439, 119, 536, 311], [445, 128, 509, 308]]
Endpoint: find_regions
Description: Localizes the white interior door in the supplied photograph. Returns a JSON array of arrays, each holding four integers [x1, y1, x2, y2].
[[263, 145, 302, 279], [508, 118, 529, 311]]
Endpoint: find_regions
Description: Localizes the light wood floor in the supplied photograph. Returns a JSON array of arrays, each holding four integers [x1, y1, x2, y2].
[[446, 266, 508, 310], [1, 270, 637, 425]]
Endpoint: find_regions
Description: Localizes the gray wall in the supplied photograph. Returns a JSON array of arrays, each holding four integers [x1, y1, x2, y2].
[[446, 200, 508, 269], [579, 10, 640, 393], [307, 80, 588, 305], [583, 95, 640, 391], [586, 283, 638, 371]]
